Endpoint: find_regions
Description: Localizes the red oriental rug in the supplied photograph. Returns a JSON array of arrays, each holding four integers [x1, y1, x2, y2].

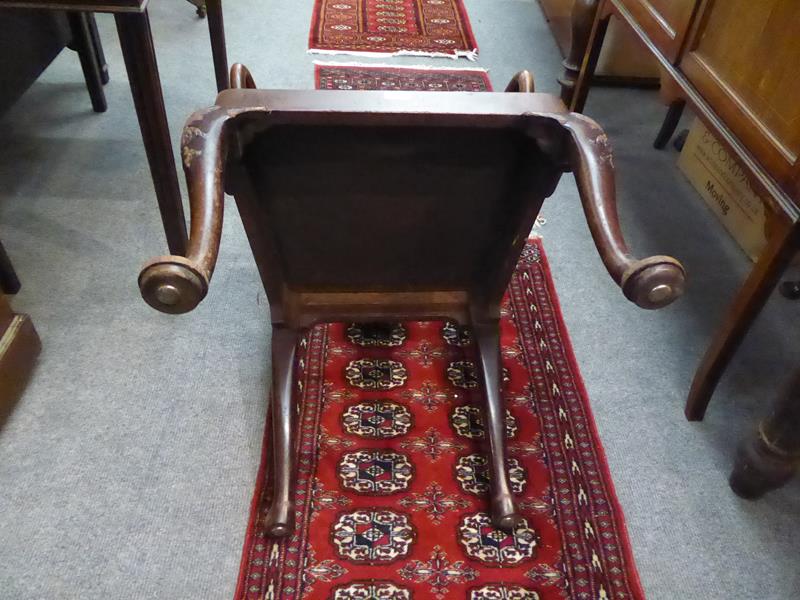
[[314, 63, 492, 91], [234, 239, 645, 600], [308, 0, 479, 59]]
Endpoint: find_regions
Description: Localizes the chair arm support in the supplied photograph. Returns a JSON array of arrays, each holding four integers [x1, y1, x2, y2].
[[562, 113, 686, 309], [505, 70, 535, 93], [139, 108, 231, 314], [230, 63, 257, 89]]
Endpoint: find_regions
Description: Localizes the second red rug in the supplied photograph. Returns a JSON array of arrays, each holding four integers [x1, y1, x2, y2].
[[309, 0, 479, 59], [315, 62, 492, 91]]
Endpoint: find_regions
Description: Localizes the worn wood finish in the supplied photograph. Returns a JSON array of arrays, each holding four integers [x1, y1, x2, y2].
[[0, 295, 41, 429], [572, 0, 800, 423], [138, 65, 684, 536], [730, 369, 800, 499]]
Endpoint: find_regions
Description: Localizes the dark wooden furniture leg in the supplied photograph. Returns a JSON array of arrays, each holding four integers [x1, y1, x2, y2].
[[0, 239, 20, 295], [778, 279, 800, 300], [569, 3, 611, 112], [473, 318, 521, 531], [559, 0, 599, 105], [86, 13, 109, 85], [67, 11, 107, 113], [686, 224, 798, 420], [263, 326, 299, 537], [730, 369, 800, 498], [653, 100, 686, 149], [204, 0, 228, 92], [0, 294, 40, 429], [114, 10, 188, 256]]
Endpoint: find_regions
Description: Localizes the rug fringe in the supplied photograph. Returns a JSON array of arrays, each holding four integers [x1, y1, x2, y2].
[[308, 48, 479, 61], [313, 60, 488, 72]]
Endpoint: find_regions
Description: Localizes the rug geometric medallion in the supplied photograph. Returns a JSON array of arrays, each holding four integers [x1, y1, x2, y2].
[[234, 239, 646, 600], [315, 63, 492, 91], [309, 0, 479, 59]]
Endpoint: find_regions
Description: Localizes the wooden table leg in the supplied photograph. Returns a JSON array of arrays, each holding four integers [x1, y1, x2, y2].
[[114, 10, 188, 256], [86, 12, 109, 85], [67, 11, 107, 113], [204, 0, 228, 92], [569, 0, 611, 113], [730, 368, 800, 499], [559, 0, 599, 106], [685, 224, 798, 421], [653, 100, 685, 149]]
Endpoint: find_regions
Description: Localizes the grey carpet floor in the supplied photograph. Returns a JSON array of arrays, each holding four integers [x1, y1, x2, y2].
[[0, 1, 798, 598]]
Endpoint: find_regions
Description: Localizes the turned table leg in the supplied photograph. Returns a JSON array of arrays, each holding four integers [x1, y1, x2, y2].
[[569, 2, 611, 113], [114, 10, 188, 256], [730, 369, 800, 498], [559, 0, 599, 106]]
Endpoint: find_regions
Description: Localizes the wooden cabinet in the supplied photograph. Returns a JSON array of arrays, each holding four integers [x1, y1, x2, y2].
[[680, 0, 800, 196], [617, 0, 697, 61], [570, 0, 800, 438]]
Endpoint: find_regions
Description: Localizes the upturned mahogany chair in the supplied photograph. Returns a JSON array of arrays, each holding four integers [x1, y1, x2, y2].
[[139, 64, 685, 537]]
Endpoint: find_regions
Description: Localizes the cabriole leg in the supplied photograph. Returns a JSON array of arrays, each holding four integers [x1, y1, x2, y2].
[[264, 326, 299, 537], [473, 318, 521, 531]]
